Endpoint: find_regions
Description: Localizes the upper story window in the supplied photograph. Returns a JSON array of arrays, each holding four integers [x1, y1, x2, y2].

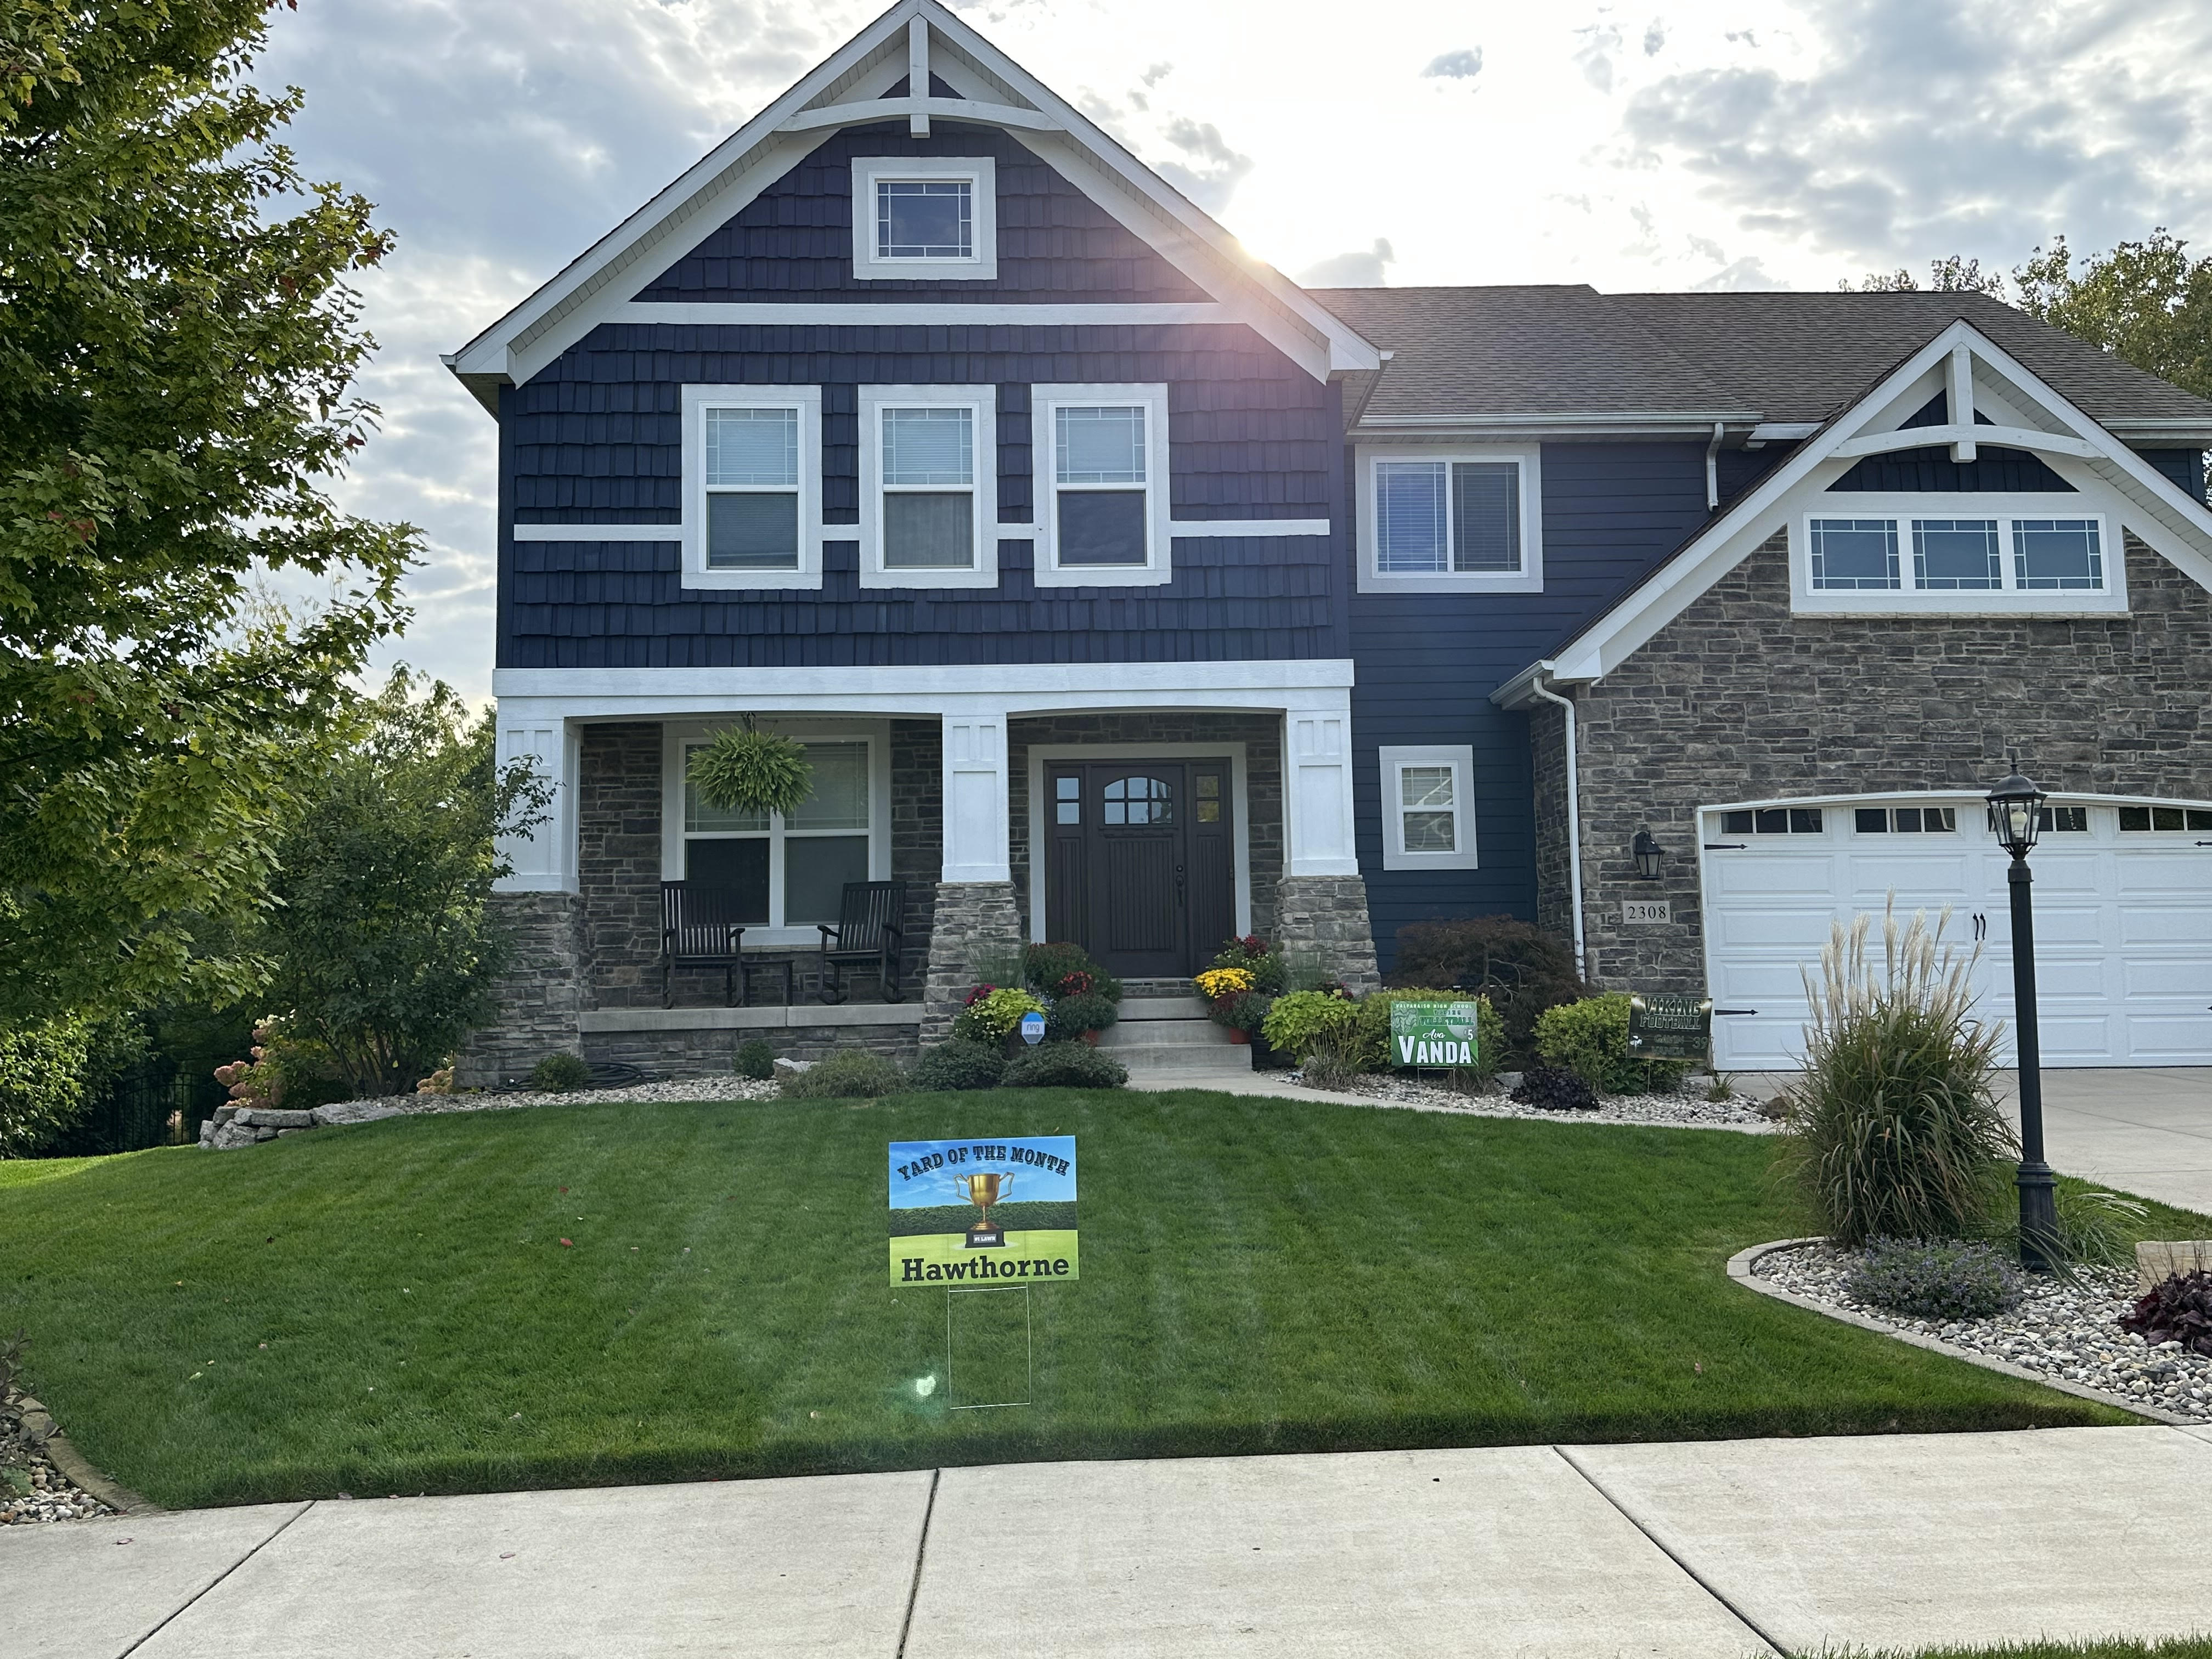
[[857, 385, 1000, 590], [680, 385, 822, 591], [1032, 383, 1172, 588], [850, 156, 997, 280], [1795, 500, 2121, 615], [1357, 448, 1542, 594], [1378, 745, 1479, 870]]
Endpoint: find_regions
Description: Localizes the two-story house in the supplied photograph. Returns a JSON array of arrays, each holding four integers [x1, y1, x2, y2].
[[448, 0, 2212, 1084]]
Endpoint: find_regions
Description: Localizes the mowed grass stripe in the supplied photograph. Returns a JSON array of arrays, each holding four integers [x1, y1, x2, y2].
[[0, 1088, 2186, 1509]]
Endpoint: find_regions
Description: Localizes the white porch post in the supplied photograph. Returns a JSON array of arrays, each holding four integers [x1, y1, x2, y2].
[[493, 713, 578, 893], [1283, 697, 1359, 876], [939, 699, 1012, 881]]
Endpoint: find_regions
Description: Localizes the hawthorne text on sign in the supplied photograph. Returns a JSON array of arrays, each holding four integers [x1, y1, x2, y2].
[[1389, 1001, 1481, 1069], [888, 1136, 1079, 1285]]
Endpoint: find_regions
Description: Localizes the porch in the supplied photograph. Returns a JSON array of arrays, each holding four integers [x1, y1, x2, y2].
[[460, 663, 1379, 1084]]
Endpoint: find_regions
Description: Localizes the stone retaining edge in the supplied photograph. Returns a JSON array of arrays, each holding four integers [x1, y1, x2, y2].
[[15, 1395, 162, 1515], [578, 1003, 924, 1033], [1725, 1237, 2192, 1427]]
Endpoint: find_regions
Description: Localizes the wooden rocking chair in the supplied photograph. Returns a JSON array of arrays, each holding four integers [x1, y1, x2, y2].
[[816, 880, 907, 1003], [660, 881, 747, 1008]]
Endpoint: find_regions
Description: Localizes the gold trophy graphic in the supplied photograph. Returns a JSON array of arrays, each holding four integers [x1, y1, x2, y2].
[[950, 1171, 1013, 1248]]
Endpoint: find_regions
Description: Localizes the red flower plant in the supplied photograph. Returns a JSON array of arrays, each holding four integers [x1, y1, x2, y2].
[[964, 984, 996, 1007]]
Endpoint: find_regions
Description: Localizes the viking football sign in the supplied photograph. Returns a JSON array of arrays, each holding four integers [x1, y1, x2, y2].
[[888, 1137, 1079, 1285]]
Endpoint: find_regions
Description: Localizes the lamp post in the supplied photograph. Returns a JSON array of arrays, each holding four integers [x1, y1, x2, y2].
[[1986, 766, 2058, 1272]]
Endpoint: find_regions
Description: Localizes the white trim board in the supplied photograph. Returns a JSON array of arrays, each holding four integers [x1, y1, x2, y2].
[[1023, 742, 1252, 944], [612, 302, 1232, 327], [492, 659, 1356, 703], [1488, 317, 2212, 703], [443, 0, 1378, 399]]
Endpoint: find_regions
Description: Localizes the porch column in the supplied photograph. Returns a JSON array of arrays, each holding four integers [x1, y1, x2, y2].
[[1276, 698, 1381, 993], [923, 700, 1024, 1042], [493, 714, 579, 893]]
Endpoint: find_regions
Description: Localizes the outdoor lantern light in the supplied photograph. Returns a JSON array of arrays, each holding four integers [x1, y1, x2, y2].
[[1630, 826, 1664, 881], [1985, 761, 2058, 1272]]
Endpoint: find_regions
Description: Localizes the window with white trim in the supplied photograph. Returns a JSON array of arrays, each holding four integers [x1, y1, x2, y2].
[[1802, 509, 2111, 602], [679, 736, 879, 929], [1358, 449, 1542, 593], [859, 385, 999, 589], [850, 156, 997, 280], [1032, 383, 1172, 587], [2119, 804, 2212, 833], [1378, 746, 1478, 870], [681, 385, 821, 590]]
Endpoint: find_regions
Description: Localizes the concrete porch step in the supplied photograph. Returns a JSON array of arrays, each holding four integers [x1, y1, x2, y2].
[[1116, 995, 1210, 1022], [1105, 1041, 1254, 1074], [1120, 978, 1199, 1000], [1098, 1012, 1234, 1048]]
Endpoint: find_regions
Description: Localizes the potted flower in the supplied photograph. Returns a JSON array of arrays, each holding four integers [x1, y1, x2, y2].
[[1194, 965, 1258, 1042], [1046, 991, 1120, 1046]]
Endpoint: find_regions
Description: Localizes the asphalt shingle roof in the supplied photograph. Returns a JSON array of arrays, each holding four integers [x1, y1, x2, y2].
[[1308, 285, 2212, 429]]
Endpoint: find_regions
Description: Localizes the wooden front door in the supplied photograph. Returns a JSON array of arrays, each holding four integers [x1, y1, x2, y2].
[[1043, 759, 1235, 979]]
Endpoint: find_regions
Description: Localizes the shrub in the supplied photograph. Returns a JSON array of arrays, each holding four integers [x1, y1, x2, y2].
[[1350, 989, 1505, 1081], [2121, 1270, 2212, 1357], [1847, 1238, 2026, 1322], [999, 1041, 1127, 1090], [1387, 915, 1585, 1057], [1021, 941, 1122, 1004], [1045, 992, 1120, 1042], [1534, 993, 1688, 1095], [912, 1040, 1007, 1092], [0, 1017, 93, 1158], [529, 1051, 592, 1093], [780, 1050, 904, 1100], [1511, 1064, 1598, 1113], [951, 986, 1047, 1044], [1215, 991, 1273, 1035], [1781, 904, 2015, 1248], [1261, 989, 1360, 1060], [733, 1039, 776, 1080], [1209, 936, 1286, 994]]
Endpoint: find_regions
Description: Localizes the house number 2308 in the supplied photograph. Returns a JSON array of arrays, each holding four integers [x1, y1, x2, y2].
[[1621, 899, 1672, 925]]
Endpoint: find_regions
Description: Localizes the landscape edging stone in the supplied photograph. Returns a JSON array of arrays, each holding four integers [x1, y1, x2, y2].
[[14, 1394, 161, 1514], [1725, 1237, 2191, 1426]]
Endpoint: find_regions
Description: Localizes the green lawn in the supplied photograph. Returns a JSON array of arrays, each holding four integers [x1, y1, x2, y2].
[[1880, 1643, 2212, 1659], [0, 1089, 2182, 1510]]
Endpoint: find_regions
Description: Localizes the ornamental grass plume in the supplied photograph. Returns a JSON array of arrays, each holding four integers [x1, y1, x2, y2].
[[1780, 899, 2016, 1248]]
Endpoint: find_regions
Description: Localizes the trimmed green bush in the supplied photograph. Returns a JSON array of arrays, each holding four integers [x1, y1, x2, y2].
[[529, 1052, 592, 1093], [1352, 989, 1505, 1081], [912, 1040, 1007, 1092], [1261, 990, 1359, 1060], [1045, 991, 1120, 1042], [1848, 1238, 2025, 1321], [0, 1017, 93, 1158], [1782, 905, 2015, 1248], [1387, 915, 1584, 1058], [1534, 992, 1688, 1095], [998, 1042, 1127, 1090], [780, 1051, 904, 1100], [733, 1039, 776, 1080]]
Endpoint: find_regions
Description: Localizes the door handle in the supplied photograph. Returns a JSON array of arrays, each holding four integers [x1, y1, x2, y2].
[[1971, 912, 1987, 942], [1175, 862, 1187, 901]]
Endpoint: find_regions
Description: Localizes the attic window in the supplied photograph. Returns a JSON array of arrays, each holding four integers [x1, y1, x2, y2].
[[851, 157, 997, 280]]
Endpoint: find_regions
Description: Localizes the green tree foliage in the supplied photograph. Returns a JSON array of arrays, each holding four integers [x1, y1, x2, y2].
[[263, 672, 548, 1099], [0, 0, 415, 1025], [2015, 229, 2212, 403], [1849, 254, 2008, 296], [0, 1014, 90, 1155]]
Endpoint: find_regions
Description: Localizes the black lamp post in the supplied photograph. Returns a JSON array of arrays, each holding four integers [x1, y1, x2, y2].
[[1631, 826, 1664, 881], [1986, 765, 2058, 1272]]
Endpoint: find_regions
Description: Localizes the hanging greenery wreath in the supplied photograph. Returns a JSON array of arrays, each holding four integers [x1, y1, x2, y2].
[[686, 718, 814, 817]]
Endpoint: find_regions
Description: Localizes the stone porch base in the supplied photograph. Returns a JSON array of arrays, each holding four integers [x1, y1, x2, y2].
[[577, 1003, 922, 1072]]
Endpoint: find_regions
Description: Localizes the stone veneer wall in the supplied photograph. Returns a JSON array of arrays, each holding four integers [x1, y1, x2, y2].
[[582, 1019, 919, 1071], [1544, 530, 2212, 991], [888, 719, 942, 985], [1272, 875, 1382, 995], [455, 891, 585, 1088], [922, 881, 1025, 1043], [1003, 713, 1286, 944], [578, 724, 665, 1010]]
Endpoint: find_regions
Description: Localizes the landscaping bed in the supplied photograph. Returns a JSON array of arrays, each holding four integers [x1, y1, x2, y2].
[[0, 1090, 2134, 1510], [1284, 1068, 1780, 1132], [2, 1386, 113, 1526], [1756, 1242, 2212, 1421]]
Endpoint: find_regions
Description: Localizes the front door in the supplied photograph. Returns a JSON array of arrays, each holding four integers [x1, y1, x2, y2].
[[1043, 759, 1235, 978]]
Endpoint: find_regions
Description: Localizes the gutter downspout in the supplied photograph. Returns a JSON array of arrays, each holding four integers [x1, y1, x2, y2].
[[1525, 663, 1586, 976], [1704, 420, 1725, 510]]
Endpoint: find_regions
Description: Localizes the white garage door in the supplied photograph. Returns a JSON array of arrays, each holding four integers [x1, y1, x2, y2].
[[1701, 798, 2212, 1070]]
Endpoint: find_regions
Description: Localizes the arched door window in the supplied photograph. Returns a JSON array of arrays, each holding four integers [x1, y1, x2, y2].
[[1102, 775, 1174, 826]]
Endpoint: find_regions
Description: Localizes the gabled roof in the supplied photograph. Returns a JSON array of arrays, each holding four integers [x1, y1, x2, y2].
[[1316, 286, 2212, 439], [1488, 315, 2212, 705], [444, 0, 1377, 408]]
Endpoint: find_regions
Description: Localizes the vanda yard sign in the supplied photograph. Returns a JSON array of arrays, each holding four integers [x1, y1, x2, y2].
[[1389, 1001, 1482, 1069], [888, 1137, 1078, 1285]]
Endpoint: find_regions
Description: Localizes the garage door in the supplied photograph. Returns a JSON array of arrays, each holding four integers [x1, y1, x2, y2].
[[1701, 798, 2212, 1070]]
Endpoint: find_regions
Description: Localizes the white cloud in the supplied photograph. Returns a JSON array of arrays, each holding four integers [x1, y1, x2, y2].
[[1423, 48, 1483, 80], [1299, 240, 1397, 287]]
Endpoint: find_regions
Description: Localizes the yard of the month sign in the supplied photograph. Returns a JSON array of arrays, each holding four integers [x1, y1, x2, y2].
[[1627, 994, 1712, 1062], [888, 1137, 1078, 1285], [1389, 1001, 1481, 1069]]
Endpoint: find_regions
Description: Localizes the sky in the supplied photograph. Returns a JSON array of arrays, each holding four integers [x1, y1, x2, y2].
[[252, 0, 2212, 702]]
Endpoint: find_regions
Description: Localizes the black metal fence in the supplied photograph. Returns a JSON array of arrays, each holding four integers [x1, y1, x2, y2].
[[47, 1062, 227, 1156]]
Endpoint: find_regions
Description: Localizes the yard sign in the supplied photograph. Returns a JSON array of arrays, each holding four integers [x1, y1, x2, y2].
[[1388, 1001, 1481, 1069], [888, 1137, 1079, 1285], [1626, 994, 1713, 1062]]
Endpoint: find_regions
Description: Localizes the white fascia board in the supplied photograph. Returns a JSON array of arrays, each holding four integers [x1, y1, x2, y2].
[[1358, 410, 1763, 432], [611, 301, 1232, 327], [2101, 418, 2212, 442], [492, 658, 1357, 707], [1537, 317, 2212, 684]]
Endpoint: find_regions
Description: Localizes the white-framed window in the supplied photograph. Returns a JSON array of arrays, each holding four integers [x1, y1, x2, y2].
[[1030, 383, 1172, 588], [1357, 448, 1542, 593], [1795, 500, 2122, 614], [2118, 803, 2212, 833], [662, 725, 891, 944], [1854, 805, 1959, 834], [1719, 808, 1824, 835], [1378, 745, 1479, 870], [680, 385, 822, 591], [857, 385, 1000, 589], [850, 156, 998, 281]]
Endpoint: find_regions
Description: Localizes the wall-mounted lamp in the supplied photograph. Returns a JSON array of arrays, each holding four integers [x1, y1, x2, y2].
[[1631, 826, 1664, 881]]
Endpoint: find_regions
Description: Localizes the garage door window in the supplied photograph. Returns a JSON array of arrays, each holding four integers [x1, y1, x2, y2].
[[2119, 805, 2212, 832], [1720, 808, 1822, 834], [1854, 806, 1957, 833]]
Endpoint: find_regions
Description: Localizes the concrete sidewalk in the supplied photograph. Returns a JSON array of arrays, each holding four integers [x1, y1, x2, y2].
[[8, 1427, 2208, 1658]]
